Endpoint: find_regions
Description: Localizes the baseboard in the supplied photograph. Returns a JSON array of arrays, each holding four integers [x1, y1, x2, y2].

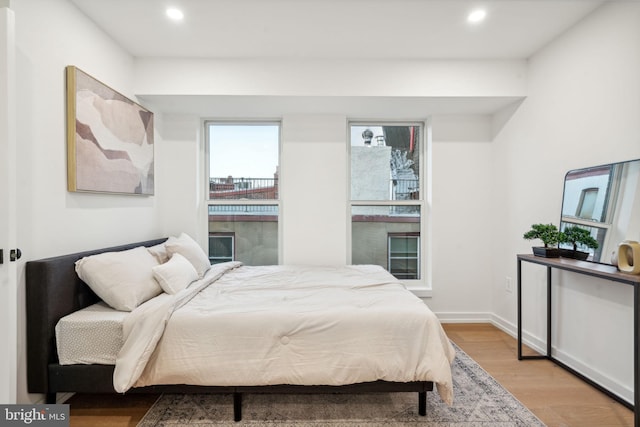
[[30, 392, 74, 404], [58, 392, 74, 404], [551, 348, 633, 405], [435, 312, 494, 323], [437, 312, 547, 354], [484, 314, 633, 406]]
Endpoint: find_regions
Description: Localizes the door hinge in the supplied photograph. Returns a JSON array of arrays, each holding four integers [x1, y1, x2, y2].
[[0, 249, 3, 264]]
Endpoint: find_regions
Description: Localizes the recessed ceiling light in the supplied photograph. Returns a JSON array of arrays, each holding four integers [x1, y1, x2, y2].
[[166, 7, 184, 21], [467, 9, 487, 24]]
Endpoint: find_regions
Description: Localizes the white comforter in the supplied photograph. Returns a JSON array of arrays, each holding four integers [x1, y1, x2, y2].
[[114, 263, 456, 404]]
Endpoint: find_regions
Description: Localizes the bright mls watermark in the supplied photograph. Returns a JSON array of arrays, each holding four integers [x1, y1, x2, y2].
[[0, 405, 69, 426]]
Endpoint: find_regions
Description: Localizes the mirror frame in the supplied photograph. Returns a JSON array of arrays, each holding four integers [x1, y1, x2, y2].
[[559, 158, 640, 265]]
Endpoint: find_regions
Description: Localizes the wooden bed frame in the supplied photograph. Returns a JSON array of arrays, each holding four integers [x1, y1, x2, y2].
[[26, 239, 433, 421]]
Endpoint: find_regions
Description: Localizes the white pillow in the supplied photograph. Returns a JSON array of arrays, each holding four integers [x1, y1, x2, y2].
[[147, 242, 169, 264], [152, 253, 198, 294], [165, 233, 211, 277], [75, 246, 162, 311]]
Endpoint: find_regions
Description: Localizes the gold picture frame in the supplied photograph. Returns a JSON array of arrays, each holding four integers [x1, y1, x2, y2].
[[66, 66, 154, 195]]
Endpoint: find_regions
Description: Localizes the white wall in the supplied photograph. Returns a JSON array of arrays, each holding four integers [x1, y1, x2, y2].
[[150, 110, 495, 315], [135, 58, 527, 99], [429, 115, 494, 318], [491, 1, 640, 403], [154, 114, 203, 241], [133, 51, 512, 312], [12, 0, 166, 403], [14, 0, 165, 258], [281, 114, 348, 265]]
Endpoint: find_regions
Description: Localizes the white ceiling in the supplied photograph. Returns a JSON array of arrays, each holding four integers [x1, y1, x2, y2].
[[67, 0, 606, 117], [69, 0, 604, 60]]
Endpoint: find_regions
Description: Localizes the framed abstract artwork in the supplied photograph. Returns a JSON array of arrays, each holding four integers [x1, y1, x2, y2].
[[66, 66, 154, 195]]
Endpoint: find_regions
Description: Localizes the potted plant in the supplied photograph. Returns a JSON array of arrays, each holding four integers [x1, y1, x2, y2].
[[559, 225, 599, 260], [523, 223, 561, 257]]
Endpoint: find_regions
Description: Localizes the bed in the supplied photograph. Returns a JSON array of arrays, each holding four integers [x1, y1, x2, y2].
[[26, 236, 455, 421]]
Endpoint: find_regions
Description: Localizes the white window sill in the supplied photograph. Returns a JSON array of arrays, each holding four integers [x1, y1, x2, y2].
[[408, 287, 432, 298]]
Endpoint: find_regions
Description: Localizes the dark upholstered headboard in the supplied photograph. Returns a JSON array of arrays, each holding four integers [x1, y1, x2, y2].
[[26, 238, 167, 395]]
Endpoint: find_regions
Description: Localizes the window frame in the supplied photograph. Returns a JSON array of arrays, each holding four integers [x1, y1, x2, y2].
[[209, 232, 235, 264], [347, 119, 432, 296], [576, 187, 598, 219], [204, 120, 282, 264], [388, 232, 421, 280]]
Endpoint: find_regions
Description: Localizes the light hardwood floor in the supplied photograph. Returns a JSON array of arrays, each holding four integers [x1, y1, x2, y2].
[[444, 323, 633, 427], [66, 323, 634, 427]]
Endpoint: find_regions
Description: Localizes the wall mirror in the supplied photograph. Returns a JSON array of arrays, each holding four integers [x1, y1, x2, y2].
[[560, 159, 640, 264]]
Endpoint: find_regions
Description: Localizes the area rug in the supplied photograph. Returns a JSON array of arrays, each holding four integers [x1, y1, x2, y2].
[[137, 344, 545, 426]]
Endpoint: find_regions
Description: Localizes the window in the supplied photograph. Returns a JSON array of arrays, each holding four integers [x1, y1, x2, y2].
[[349, 122, 428, 287], [350, 124, 420, 202], [576, 188, 598, 219], [209, 233, 235, 264], [560, 164, 618, 261], [206, 122, 280, 265], [388, 234, 420, 279]]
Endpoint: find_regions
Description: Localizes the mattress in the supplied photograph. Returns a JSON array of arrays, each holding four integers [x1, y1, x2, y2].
[[55, 302, 127, 365]]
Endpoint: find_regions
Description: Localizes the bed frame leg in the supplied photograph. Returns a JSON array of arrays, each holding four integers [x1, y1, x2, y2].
[[233, 392, 242, 422], [418, 391, 426, 416], [46, 393, 56, 404]]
